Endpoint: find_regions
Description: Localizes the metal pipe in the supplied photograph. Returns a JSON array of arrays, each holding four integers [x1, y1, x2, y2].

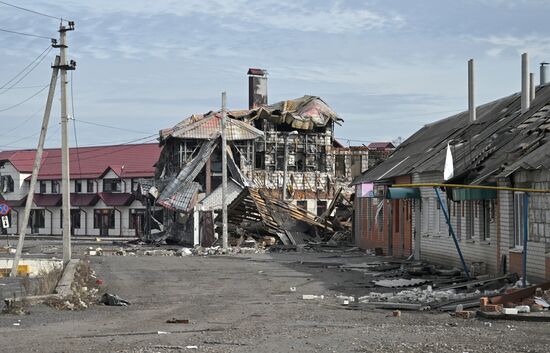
[[221, 92, 228, 250], [540, 62, 549, 85], [468, 59, 476, 122], [391, 183, 550, 193], [521, 53, 530, 113], [530, 72, 536, 102], [434, 187, 470, 279], [521, 193, 529, 288]]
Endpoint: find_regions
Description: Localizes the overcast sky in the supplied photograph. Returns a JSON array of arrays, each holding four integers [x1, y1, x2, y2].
[[1, 0, 550, 149]]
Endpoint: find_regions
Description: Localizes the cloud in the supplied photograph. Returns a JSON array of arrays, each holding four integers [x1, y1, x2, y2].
[[473, 34, 550, 58]]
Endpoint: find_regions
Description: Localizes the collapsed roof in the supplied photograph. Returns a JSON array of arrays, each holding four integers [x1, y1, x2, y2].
[[354, 84, 550, 185], [233, 95, 343, 130], [159, 112, 264, 142]]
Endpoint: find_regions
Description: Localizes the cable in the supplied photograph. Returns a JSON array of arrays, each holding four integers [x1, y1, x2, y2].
[[0, 106, 43, 137], [0, 84, 49, 112], [0, 46, 52, 93], [73, 118, 153, 135], [70, 71, 82, 177], [0, 84, 51, 91], [0, 1, 65, 22], [0, 27, 54, 40]]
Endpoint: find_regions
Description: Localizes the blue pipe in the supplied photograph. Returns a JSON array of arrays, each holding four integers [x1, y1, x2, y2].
[[434, 187, 471, 280], [521, 193, 529, 288]]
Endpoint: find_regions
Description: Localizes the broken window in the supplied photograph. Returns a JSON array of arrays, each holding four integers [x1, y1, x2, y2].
[[0, 175, 14, 193], [297, 200, 308, 210], [317, 200, 327, 217]]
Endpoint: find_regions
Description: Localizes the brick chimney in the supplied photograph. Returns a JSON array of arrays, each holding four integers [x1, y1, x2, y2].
[[247, 68, 267, 109]]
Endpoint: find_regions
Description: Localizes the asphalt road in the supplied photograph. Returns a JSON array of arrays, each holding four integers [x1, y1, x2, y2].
[[1, 246, 550, 352]]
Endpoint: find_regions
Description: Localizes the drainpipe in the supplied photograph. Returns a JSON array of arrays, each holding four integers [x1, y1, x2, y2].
[[80, 208, 87, 237], [114, 207, 122, 236], [521, 53, 530, 113], [45, 208, 53, 236], [468, 59, 476, 123]]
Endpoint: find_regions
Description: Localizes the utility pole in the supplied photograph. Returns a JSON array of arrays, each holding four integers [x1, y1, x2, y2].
[[54, 22, 76, 264], [221, 92, 228, 250], [10, 56, 60, 277]]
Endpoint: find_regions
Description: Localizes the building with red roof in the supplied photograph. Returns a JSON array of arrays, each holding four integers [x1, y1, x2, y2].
[[0, 143, 162, 237]]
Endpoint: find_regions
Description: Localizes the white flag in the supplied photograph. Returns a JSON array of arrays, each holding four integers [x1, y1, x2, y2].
[[443, 143, 454, 181]]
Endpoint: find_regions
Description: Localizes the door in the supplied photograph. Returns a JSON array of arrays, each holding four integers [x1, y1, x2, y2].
[[100, 213, 110, 236]]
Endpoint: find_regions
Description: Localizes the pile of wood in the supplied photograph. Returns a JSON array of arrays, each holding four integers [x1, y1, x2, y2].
[[223, 187, 351, 246]]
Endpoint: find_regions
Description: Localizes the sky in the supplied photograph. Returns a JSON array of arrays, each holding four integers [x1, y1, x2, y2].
[[1, 0, 550, 150]]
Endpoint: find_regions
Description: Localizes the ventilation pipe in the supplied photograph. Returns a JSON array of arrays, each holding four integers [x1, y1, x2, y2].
[[541, 62, 549, 85], [247, 68, 267, 110], [530, 72, 536, 102], [521, 53, 530, 114], [468, 59, 476, 123]]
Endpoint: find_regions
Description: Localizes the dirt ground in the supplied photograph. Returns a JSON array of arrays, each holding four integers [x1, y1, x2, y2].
[[1, 240, 550, 353]]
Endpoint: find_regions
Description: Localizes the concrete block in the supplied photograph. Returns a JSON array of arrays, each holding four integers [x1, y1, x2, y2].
[[502, 308, 518, 315], [481, 304, 503, 312]]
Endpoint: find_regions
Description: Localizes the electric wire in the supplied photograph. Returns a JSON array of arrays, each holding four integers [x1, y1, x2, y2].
[[70, 70, 83, 177], [0, 1, 66, 22], [0, 27, 54, 40], [0, 106, 44, 137], [0, 46, 52, 93], [0, 84, 49, 112], [72, 118, 153, 135]]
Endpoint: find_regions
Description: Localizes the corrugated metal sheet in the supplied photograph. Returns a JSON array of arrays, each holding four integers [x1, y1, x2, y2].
[[159, 182, 200, 212], [198, 179, 243, 211], [354, 84, 550, 185], [159, 113, 264, 141]]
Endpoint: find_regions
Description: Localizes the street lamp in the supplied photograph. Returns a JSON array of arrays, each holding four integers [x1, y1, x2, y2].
[[282, 130, 299, 200]]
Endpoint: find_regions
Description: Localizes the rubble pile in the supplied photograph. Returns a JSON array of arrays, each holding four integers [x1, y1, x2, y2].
[[46, 261, 101, 311], [477, 282, 550, 320], [223, 187, 353, 249]]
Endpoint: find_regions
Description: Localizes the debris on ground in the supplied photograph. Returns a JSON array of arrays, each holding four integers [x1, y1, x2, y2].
[[166, 318, 190, 324], [100, 293, 131, 306]]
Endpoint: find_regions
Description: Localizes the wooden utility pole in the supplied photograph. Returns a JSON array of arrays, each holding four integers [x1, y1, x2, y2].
[[10, 56, 60, 277], [57, 22, 75, 264], [221, 92, 228, 250]]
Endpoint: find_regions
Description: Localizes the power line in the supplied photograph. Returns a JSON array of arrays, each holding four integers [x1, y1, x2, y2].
[[70, 71, 82, 178], [0, 106, 43, 137], [0, 27, 54, 40], [0, 84, 50, 91], [0, 46, 52, 93], [0, 1, 65, 22], [0, 84, 49, 112], [73, 118, 153, 135]]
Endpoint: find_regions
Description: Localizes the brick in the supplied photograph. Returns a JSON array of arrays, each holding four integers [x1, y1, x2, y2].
[[480, 297, 489, 306], [455, 310, 475, 319], [481, 304, 503, 312]]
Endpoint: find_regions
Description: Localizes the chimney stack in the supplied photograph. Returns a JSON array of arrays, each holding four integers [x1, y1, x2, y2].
[[247, 68, 267, 110], [468, 59, 476, 123], [540, 62, 549, 85], [530, 72, 536, 102], [521, 53, 530, 114]]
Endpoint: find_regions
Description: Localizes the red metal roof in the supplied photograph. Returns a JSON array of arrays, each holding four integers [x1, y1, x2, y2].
[[0, 143, 162, 180], [71, 193, 100, 207], [33, 194, 62, 207], [98, 192, 135, 206]]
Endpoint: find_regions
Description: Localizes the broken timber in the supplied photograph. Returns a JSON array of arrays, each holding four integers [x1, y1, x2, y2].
[[225, 187, 336, 245]]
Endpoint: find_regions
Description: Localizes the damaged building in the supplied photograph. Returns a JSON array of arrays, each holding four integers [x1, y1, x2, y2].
[[154, 68, 392, 245]]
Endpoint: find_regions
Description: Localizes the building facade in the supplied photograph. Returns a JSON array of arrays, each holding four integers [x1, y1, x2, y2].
[[353, 80, 550, 282], [0, 143, 162, 237]]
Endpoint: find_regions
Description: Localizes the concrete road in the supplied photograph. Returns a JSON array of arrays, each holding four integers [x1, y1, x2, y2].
[[1, 250, 550, 352]]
